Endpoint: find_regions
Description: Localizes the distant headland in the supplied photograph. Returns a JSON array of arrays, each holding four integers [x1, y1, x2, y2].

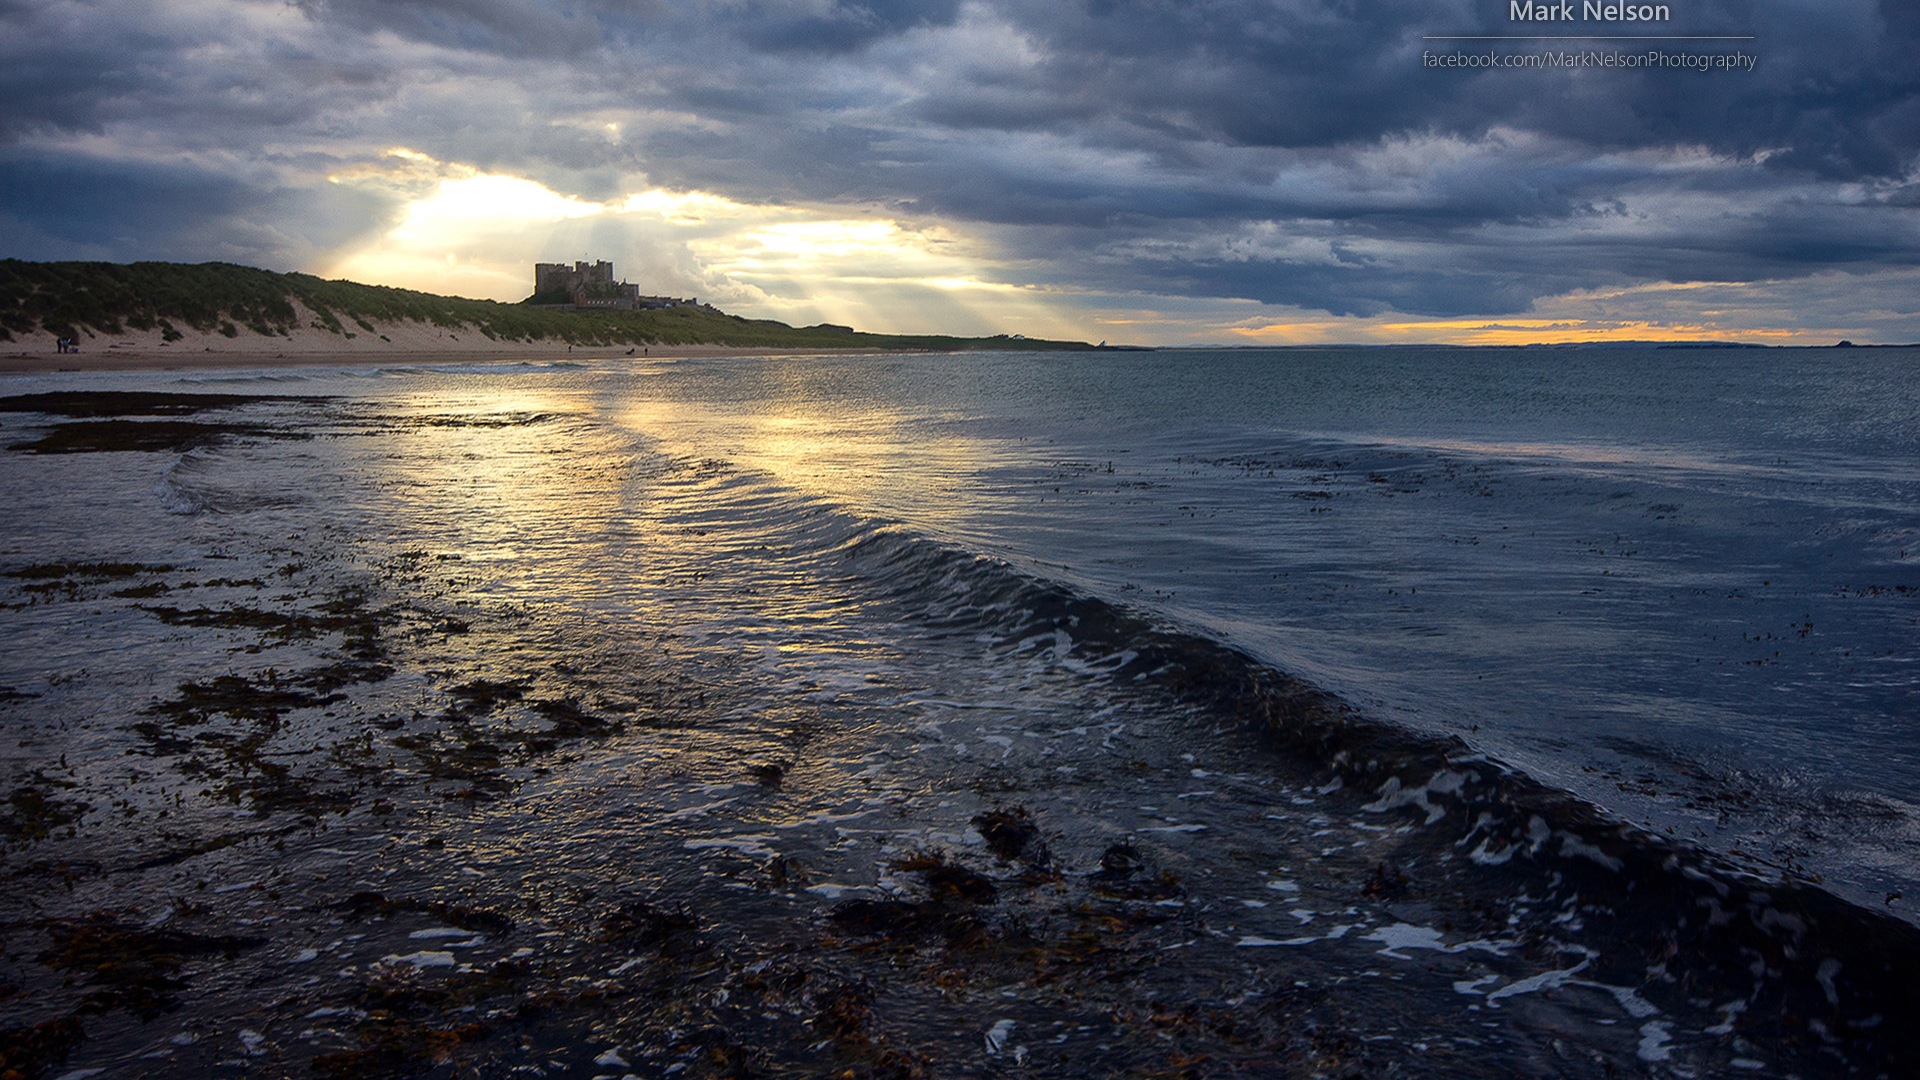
[[0, 259, 1104, 370], [2, 260, 1907, 372]]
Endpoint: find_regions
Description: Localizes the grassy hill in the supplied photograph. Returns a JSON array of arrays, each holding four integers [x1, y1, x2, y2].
[[0, 260, 1096, 352]]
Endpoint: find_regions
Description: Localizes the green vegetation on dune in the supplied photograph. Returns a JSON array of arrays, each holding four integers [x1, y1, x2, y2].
[[0, 259, 1096, 352]]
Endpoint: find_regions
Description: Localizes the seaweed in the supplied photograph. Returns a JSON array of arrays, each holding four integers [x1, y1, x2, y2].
[[0, 1015, 85, 1080], [140, 602, 376, 645], [309, 1020, 490, 1080], [333, 891, 516, 936], [530, 696, 618, 738], [1, 783, 91, 844], [445, 678, 528, 714], [35, 914, 263, 1018], [827, 850, 1002, 950], [130, 588, 403, 814], [7, 561, 171, 580], [149, 673, 343, 726], [804, 982, 931, 1078], [311, 958, 530, 1079]]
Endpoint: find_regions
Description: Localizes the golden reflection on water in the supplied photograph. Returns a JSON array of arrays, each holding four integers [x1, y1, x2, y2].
[[362, 387, 636, 580], [612, 390, 1014, 542], [353, 379, 921, 676]]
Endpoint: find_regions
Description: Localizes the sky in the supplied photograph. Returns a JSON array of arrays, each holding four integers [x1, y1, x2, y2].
[[2, 0, 1917, 346]]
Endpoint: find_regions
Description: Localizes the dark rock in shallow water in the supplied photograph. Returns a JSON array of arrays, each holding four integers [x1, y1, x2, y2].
[[8, 418, 273, 454], [972, 804, 1050, 866], [600, 900, 700, 956], [891, 850, 998, 905], [1, 391, 327, 452], [0, 390, 328, 418], [828, 899, 939, 939]]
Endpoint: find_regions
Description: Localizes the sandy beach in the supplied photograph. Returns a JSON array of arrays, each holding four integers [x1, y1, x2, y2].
[[1, 316, 889, 375]]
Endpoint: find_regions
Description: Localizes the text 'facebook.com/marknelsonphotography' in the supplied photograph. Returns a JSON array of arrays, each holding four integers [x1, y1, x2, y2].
[[1422, 49, 1757, 70]]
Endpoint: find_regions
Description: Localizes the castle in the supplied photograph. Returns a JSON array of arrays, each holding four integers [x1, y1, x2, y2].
[[531, 260, 697, 310]]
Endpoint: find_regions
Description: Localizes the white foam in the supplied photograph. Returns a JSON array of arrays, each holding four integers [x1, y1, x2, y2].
[[1363, 922, 1509, 960], [1816, 957, 1842, 1006], [984, 1018, 1016, 1055], [1485, 958, 1591, 1003], [382, 951, 457, 969], [685, 834, 779, 859], [1636, 1020, 1673, 1062], [1556, 832, 1624, 872], [1467, 839, 1518, 865], [805, 883, 869, 899], [1363, 770, 1465, 825]]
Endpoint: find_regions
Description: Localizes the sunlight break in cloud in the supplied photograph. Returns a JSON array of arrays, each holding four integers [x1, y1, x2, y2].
[[318, 149, 1076, 337]]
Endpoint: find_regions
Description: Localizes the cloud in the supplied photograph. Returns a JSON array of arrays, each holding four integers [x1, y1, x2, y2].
[[0, 147, 391, 268], [0, 0, 1915, 340]]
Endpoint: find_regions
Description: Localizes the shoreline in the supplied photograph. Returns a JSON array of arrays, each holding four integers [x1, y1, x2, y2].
[[0, 341, 899, 376], [1, 307, 927, 375]]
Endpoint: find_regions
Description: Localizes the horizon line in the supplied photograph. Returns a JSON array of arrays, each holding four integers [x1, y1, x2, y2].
[[1422, 35, 1757, 41], [1150, 340, 1909, 350]]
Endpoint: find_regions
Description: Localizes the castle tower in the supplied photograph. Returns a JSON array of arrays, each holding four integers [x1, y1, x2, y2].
[[533, 259, 643, 308]]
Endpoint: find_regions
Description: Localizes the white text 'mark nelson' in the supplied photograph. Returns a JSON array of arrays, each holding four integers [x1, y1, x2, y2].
[[1511, 1, 1672, 21]]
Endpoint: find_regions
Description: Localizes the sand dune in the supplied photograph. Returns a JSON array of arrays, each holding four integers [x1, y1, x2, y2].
[[2, 303, 885, 374]]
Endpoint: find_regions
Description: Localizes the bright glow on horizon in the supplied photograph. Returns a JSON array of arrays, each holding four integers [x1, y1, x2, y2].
[[1212, 275, 1880, 347], [1225, 317, 1821, 347]]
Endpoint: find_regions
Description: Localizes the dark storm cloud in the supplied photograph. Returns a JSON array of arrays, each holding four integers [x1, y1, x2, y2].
[[0, 150, 393, 268], [992, 0, 1917, 175], [1075, 195, 1920, 320], [600, 0, 1918, 315], [0, 0, 1915, 323], [732, 0, 965, 54], [291, 0, 608, 59]]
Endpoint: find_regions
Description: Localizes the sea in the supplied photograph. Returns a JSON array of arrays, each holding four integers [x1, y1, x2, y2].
[[1, 345, 1916, 1077]]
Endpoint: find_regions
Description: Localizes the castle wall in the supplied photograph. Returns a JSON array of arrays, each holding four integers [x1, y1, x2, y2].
[[535, 259, 695, 310]]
